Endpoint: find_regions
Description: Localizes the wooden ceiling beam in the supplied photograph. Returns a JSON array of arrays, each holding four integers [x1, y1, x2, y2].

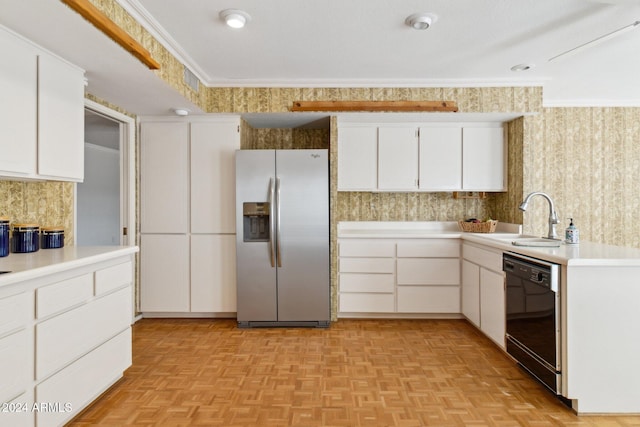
[[60, 0, 160, 70], [290, 101, 458, 112]]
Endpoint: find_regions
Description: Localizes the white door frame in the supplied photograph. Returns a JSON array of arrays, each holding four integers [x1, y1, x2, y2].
[[78, 99, 136, 247]]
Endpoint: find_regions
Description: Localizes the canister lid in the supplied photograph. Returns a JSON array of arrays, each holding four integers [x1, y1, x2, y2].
[[12, 223, 40, 229], [41, 226, 64, 233]]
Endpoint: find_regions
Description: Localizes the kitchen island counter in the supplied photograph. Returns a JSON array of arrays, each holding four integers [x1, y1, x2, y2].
[[0, 245, 138, 427]]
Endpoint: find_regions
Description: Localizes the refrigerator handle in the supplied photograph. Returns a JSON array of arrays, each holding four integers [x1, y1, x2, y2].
[[276, 177, 282, 267], [268, 177, 276, 267]]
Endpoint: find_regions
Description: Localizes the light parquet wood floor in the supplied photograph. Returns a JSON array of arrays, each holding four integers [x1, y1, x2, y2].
[[69, 319, 640, 427]]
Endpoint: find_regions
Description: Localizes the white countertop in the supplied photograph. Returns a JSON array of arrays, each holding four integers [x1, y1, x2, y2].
[[338, 221, 640, 266], [0, 245, 139, 287]]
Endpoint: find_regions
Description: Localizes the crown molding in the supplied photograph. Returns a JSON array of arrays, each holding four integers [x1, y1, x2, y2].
[[115, 0, 211, 82], [543, 99, 640, 107]]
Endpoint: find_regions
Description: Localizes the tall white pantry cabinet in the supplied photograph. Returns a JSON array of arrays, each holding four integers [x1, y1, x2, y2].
[[139, 117, 239, 315]]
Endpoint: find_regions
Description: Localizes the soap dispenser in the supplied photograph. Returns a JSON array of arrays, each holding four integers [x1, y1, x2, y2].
[[565, 218, 579, 244]]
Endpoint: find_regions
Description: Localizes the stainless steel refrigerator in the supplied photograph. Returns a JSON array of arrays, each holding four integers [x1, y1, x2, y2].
[[235, 149, 329, 327]]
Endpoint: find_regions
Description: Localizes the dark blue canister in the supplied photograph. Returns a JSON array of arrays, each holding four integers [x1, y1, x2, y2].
[[41, 227, 64, 249], [0, 217, 9, 257], [11, 223, 40, 253]]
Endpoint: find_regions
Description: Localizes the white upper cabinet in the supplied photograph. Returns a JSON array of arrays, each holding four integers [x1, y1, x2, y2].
[[378, 127, 419, 190], [190, 120, 240, 234], [462, 126, 506, 191], [337, 126, 378, 191], [0, 29, 37, 176], [0, 27, 85, 182], [419, 126, 462, 191], [337, 119, 506, 192], [140, 122, 189, 234], [37, 52, 85, 181]]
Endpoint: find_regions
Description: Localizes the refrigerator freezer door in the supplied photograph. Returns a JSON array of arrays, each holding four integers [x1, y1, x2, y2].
[[235, 149, 277, 322], [275, 150, 330, 323]]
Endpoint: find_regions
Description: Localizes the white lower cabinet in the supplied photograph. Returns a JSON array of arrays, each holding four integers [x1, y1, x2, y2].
[[36, 287, 131, 380], [479, 268, 505, 346], [461, 260, 480, 326], [461, 242, 505, 348], [0, 254, 134, 427], [396, 240, 460, 313], [338, 240, 395, 313], [0, 329, 29, 404], [35, 329, 131, 427], [0, 291, 31, 409], [338, 238, 460, 316]]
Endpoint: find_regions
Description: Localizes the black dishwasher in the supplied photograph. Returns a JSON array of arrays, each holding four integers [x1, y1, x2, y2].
[[503, 252, 561, 394]]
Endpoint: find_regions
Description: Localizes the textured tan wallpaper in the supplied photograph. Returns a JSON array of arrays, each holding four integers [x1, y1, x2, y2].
[[520, 108, 640, 247], [489, 117, 525, 224], [0, 181, 75, 245], [241, 125, 330, 150]]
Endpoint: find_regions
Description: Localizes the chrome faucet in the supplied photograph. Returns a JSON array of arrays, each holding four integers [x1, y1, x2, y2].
[[519, 192, 559, 240]]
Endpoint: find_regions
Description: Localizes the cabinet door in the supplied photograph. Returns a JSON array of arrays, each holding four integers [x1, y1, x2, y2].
[[378, 127, 418, 190], [37, 52, 85, 181], [462, 126, 505, 191], [0, 330, 29, 404], [480, 268, 505, 348], [140, 234, 189, 312], [190, 120, 240, 233], [140, 122, 189, 233], [191, 234, 237, 313], [461, 260, 480, 327], [0, 29, 37, 176], [419, 126, 462, 190], [338, 126, 377, 191]]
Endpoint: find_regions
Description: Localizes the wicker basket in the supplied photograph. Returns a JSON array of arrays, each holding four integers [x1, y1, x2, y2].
[[458, 220, 498, 233]]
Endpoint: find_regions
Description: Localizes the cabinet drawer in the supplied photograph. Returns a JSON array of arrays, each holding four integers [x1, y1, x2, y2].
[[36, 286, 131, 380], [340, 273, 394, 293], [339, 240, 395, 257], [397, 240, 459, 257], [463, 243, 503, 272], [396, 258, 459, 285], [95, 261, 132, 296], [339, 293, 395, 313], [397, 286, 460, 313], [0, 329, 29, 403], [0, 292, 30, 336], [35, 328, 131, 427], [3, 392, 33, 427], [36, 273, 93, 319], [339, 258, 395, 274]]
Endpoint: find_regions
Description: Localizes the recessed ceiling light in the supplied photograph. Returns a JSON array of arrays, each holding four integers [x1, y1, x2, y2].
[[405, 13, 438, 30], [511, 63, 535, 72], [220, 9, 251, 29]]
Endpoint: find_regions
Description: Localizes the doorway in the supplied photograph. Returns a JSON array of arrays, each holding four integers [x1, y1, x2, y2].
[[76, 100, 136, 247]]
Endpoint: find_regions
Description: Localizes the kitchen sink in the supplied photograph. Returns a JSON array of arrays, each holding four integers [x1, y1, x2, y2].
[[511, 237, 562, 247]]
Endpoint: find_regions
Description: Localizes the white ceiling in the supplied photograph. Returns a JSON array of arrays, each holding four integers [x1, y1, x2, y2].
[[1, 0, 639, 119]]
